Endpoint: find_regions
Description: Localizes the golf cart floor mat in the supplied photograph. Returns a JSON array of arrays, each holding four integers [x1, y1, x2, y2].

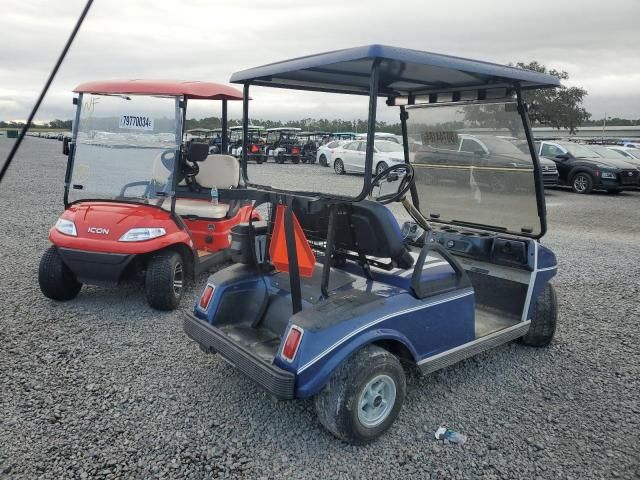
[[475, 306, 521, 338]]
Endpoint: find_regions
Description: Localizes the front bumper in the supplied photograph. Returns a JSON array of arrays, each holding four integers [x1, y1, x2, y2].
[[542, 172, 559, 186], [57, 247, 134, 286], [184, 312, 296, 399]]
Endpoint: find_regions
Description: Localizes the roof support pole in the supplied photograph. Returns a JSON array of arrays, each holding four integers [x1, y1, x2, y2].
[[358, 59, 380, 201], [400, 105, 420, 210], [221, 99, 228, 154], [241, 84, 250, 181]]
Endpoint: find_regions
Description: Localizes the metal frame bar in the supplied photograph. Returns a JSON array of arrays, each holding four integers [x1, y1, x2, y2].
[[355, 60, 381, 202], [399, 105, 420, 210], [241, 84, 250, 182], [63, 93, 83, 207], [221, 99, 228, 153]]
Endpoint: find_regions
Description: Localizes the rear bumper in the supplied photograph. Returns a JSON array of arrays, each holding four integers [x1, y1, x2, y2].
[[57, 247, 134, 286], [183, 312, 296, 399]]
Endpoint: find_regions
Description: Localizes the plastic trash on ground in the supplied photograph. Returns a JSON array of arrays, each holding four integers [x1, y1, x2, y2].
[[435, 427, 467, 445]]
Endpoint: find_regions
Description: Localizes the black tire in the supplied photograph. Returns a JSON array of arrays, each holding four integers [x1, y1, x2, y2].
[[314, 345, 406, 444], [319, 154, 327, 167], [144, 250, 185, 311], [256, 156, 264, 165], [334, 158, 345, 175], [606, 188, 622, 194], [571, 172, 593, 194], [292, 155, 300, 164], [520, 283, 557, 347], [277, 153, 285, 164], [38, 246, 82, 301], [375, 161, 389, 176]]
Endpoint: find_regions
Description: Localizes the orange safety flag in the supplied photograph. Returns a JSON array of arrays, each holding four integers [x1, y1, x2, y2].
[[269, 204, 316, 277]]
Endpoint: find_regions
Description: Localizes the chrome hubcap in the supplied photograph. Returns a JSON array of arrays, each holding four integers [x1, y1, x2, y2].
[[172, 262, 183, 296], [335, 161, 343, 174], [574, 175, 587, 192], [357, 374, 396, 428]]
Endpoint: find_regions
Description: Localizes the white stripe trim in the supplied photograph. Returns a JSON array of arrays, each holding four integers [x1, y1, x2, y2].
[[296, 289, 474, 373], [537, 265, 557, 272], [521, 242, 538, 322]]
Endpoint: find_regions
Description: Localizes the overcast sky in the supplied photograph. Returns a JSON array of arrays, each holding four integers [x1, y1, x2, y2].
[[1, 0, 639, 124]]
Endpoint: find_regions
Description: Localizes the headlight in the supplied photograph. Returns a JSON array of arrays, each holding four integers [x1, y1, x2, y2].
[[119, 228, 166, 242], [55, 218, 77, 236], [601, 171, 617, 179]]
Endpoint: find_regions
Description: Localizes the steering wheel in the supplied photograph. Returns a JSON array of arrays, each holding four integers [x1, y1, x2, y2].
[[370, 163, 415, 204]]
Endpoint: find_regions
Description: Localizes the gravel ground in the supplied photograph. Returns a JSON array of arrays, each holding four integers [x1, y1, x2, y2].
[[1, 137, 639, 479]]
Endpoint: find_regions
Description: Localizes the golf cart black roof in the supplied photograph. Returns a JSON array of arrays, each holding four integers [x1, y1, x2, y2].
[[230, 44, 560, 96]]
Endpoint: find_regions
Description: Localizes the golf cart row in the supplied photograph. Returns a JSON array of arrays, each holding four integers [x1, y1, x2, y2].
[[39, 45, 561, 444]]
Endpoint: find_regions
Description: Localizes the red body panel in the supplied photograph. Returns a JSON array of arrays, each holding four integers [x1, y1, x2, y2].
[[49, 201, 256, 255]]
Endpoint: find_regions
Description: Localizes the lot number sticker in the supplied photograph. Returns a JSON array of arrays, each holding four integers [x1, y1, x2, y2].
[[119, 115, 154, 131]]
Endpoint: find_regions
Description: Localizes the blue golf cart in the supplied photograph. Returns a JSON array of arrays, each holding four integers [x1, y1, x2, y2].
[[184, 45, 561, 444]]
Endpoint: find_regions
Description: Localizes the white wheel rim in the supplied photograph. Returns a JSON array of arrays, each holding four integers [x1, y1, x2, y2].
[[357, 374, 396, 428]]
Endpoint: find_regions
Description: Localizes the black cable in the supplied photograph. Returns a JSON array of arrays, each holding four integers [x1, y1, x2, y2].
[[0, 0, 94, 185]]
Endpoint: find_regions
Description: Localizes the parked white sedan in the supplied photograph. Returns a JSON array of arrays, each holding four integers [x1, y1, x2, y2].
[[331, 140, 405, 175], [316, 139, 346, 166]]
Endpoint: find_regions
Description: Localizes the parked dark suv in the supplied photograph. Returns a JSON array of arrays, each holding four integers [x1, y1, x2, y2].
[[536, 141, 640, 194]]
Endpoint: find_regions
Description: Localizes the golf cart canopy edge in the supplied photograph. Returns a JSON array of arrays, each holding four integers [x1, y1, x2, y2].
[[74, 80, 244, 100], [229, 44, 560, 96]]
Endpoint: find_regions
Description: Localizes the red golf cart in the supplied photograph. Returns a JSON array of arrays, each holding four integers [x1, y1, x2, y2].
[[39, 80, 257, 310]]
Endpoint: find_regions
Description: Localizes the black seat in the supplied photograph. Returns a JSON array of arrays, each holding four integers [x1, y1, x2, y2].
[[295, 200, 414, 270]]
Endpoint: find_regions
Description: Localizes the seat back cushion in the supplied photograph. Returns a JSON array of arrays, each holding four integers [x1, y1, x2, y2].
[[196, 155, 239, 189]]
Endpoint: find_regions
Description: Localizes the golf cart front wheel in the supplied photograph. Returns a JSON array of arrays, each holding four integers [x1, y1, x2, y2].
[[314, 345, 406, 444], [144, 250, 185, 310], [520, 283, 557, 347], [319, 154, 327, 166], [38, 246, 82, 301], [292, 156, 300, 164]]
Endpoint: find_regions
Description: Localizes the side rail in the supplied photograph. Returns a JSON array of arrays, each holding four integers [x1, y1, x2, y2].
[[410, 242, 471, 299]]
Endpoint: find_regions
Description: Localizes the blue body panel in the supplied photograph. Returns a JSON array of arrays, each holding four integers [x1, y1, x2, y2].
[[230, 44, 560, 95], [193, 238, 558, 400]]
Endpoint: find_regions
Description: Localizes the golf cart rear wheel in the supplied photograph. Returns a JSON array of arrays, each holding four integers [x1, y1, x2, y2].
[[292, 156, 300, 164], [277, 153, 285, 164], [314, 345, 406, 444], [334, 159, 345, 175], [38, 246, 82, 301], [319, 154, 327, 166], [256, 156, 264, 165], [144, 251, 185, 311], [571, 172, 593, 194], [520, 283, 557, 347]]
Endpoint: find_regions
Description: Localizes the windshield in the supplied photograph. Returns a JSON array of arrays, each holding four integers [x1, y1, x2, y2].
[[589, 145, 624, 158], [407, 101, 543, 236], [69, 94, 179, 204], [375, 141, 403, 153], [560, 142, 600, 158]]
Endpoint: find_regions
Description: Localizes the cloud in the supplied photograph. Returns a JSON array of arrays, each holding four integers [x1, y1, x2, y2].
[[1, 0, 638, 122]]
